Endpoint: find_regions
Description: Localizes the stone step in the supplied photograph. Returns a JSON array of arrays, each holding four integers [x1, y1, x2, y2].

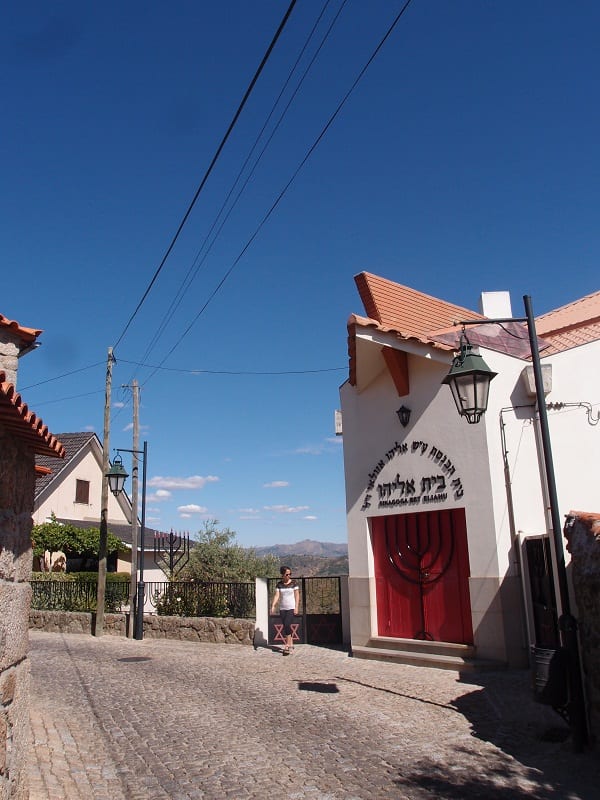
[[365, 636, 476, 659], [351, 641, 506, 672]]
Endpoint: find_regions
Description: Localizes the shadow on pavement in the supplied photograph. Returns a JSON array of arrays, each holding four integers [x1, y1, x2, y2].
[[390, 669, 599, 800]]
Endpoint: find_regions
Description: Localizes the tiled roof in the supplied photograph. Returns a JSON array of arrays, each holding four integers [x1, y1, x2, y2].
[[355, 272, 485, 344], [0, 372, 64, 458], [348, 274, 600, 382], [534, 290, 600, 356], [349, 273, 484, 385], [35, 432, 98, 497], [0, 313, 42, 343]]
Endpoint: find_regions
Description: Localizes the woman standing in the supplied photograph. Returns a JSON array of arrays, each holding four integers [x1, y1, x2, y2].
[[270, 566, 299, 655]]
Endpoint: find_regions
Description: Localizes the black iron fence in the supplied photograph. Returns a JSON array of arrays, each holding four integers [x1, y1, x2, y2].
[[30, 578, 256, 619], [30, 578, 129, 613], [148, 581, 255, 618]]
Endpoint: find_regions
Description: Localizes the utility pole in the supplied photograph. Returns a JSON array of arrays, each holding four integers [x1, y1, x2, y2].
[[127, 380, 140, 638], [95, 346, 114, 635]]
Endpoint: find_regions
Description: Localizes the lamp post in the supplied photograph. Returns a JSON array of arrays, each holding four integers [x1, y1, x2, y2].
[[106, 441, 148, 641], [442, 295, 587, 750]]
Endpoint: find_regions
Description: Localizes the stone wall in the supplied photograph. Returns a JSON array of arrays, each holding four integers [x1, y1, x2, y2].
[[29, 610, 255, 645], [0, 431, 35, 800], [564, 511, 600, 746]]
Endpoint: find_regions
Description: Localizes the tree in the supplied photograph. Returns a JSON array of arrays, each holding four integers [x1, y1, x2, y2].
[[181, 520, 279, 582], [32, 514, 125, 563]]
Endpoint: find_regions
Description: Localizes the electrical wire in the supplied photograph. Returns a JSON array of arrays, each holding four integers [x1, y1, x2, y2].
[[134, 0, 344, 373], [112, 0, 299, 352], [141, 0, 415, 386], [19, 361, 105, 391], [119, 359, 345, 375]]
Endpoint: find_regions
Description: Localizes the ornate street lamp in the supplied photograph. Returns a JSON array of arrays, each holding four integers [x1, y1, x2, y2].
[[441, 332, 497, 424], [442, 295, 588, 750], [106, 454, 128, 495], [106, 441, 148, 641]]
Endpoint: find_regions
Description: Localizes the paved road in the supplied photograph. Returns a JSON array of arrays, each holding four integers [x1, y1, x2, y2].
[[27, 631, 599, 799]]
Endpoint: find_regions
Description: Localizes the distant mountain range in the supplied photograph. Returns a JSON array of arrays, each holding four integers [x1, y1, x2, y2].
[[254, 539, 348, 558], [254, 539, 348, 577]]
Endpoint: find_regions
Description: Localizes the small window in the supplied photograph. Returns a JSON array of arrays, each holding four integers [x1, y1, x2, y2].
[[75, 479, 90, 504]]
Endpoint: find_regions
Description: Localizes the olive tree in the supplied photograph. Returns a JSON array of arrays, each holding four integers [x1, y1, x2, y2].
[[181, 520, 278, 582]]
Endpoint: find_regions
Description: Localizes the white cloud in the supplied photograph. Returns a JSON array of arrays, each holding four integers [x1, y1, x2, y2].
[[148, 475, 219, 490], [113, 401, 125, 409], [238, 508, 261, 514], [263, 480, 289, 488], [264, 505, 309, 514], [147, 489, 171, 503], [325, 437, 343, 444], [303, 515, 317, 521], [177, 504, 208, 514], [294, 444, 324, 455]]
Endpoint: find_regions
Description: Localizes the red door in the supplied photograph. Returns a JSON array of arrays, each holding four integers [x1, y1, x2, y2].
[[371, 509, 473, 644]]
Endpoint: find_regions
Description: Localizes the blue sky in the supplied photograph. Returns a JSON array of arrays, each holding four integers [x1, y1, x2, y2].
[[3, 2, 599, 547]]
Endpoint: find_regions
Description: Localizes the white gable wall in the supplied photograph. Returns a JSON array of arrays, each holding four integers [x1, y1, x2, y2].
[[34, 447, 129, 526]]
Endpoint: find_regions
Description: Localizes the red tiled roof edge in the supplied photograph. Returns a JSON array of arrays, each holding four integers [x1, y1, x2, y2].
[[0, 372, 65, 458], [0, 314, 43, 343], [346, 313, 454, 386]]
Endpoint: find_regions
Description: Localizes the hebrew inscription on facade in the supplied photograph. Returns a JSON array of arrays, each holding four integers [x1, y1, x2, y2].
[[361, 440, 464, 512]]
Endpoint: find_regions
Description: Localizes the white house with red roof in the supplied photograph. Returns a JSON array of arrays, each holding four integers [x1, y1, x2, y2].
[[340, 272, 600, 669], [34, 432, 168, 588]]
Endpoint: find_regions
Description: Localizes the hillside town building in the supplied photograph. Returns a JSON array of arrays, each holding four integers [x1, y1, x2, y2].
[[340, 272, 600, 669]]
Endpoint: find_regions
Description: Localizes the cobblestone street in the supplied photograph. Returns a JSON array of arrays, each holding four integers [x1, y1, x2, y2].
[[27, 631, 599, 799]]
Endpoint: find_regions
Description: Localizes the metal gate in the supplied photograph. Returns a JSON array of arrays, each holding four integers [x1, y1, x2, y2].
[[268, 576, 343, 647]]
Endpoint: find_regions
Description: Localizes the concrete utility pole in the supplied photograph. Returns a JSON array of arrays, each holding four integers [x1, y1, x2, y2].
[[95, 347, 114, 635], [127, 380, 140, 638]]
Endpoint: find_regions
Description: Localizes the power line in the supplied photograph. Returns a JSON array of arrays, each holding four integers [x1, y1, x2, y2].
[[142, 0, 415, 385], [134, 0, 342, 372], [19, 361, 105, 391], [119, 359, 345, 375], [112, 0, 299, 352]]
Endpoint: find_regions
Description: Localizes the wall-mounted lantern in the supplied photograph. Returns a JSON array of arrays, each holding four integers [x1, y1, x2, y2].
[[396, 405, 411, 427]]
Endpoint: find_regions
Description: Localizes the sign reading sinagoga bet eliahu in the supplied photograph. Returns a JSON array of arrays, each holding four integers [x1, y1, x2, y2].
[[361, 440, 464, 512]]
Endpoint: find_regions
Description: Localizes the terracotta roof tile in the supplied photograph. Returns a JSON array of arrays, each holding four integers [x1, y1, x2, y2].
[[0, 371, 65, 458], [355, 272, 485, 340], [0, 314, 42, 343], [534, 290, 600, 356], [348, 273, 600, 384]]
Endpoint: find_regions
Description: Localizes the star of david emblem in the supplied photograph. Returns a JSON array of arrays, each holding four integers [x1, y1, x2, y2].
[[273, 623, 301, 644]]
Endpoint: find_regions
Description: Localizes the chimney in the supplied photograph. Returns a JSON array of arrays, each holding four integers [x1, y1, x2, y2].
[[0, 317, 42, 388], [479, 291, 512, 319]]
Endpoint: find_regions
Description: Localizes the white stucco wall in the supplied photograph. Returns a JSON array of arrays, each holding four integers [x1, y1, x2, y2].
[[34, 448, 129, 526], [341, 325, 599, 665]]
